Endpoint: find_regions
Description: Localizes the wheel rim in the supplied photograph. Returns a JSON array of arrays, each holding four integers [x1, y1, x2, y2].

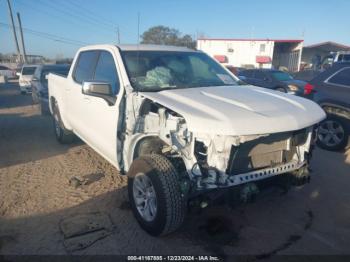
[[318, 120, 345, 147], [132, 173, 157, 222]]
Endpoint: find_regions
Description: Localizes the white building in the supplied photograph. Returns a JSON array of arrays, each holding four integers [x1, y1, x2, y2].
[[197, 38, 304, 72]]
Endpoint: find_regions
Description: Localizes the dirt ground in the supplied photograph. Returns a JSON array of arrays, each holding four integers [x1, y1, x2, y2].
[[1, 81, 350, 258]]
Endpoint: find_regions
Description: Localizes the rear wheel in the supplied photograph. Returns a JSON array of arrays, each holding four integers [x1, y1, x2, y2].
[[52, 101, 75, 144], [317, 114, 349, 151], [127, 154, 187, 236]]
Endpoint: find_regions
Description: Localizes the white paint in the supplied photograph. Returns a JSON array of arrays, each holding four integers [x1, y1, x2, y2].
[[140, 85, 325, 136]]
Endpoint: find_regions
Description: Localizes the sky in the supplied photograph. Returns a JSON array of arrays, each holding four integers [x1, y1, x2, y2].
[[1, 0, 350, 58]]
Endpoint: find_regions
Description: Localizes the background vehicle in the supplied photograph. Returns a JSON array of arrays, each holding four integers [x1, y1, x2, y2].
[[225, 65, 245, 76], [310, 62, 350, 151], [32, 64, 70, 115], [0, 65, 16, 80], [238, 69, 311, 96], [48, 44, 325, 236], [18, 65, 37, 94]]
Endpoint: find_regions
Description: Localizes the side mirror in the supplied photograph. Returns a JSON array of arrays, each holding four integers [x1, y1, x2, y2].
[[82, 81, 116, 105], [16, 72, 21, 77]]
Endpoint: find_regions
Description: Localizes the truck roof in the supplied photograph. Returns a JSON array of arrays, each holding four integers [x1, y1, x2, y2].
[[116, 44, 195, 52], [78, 44, 196, 53]]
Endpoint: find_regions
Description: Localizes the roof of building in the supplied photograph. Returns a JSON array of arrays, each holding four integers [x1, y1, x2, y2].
[[303, 41, 350, 51], [197, 38, 304, 43]]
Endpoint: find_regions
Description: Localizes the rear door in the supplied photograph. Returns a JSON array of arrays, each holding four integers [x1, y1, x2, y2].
[[322, 67, 350, 109]]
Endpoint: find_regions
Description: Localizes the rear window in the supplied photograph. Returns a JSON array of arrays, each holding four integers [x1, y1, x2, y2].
[[0, 66, 10, 70], [327, 67, 350, 87], [22, 67, 36, 75]]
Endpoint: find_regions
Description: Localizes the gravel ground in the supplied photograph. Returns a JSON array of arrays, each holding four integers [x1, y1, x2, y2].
[[0, 81, 350, 258]]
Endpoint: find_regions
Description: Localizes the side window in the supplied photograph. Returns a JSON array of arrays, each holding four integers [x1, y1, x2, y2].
[[328, 68, 350, 87], [94, 51, 120, 95], [73, 51, 99, 83]]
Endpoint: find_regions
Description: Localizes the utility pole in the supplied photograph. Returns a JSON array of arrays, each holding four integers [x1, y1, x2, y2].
[[16, 12, 27, 63], [6, 0, 21, 63]]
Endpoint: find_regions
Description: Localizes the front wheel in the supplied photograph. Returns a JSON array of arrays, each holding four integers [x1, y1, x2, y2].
[[127, 154, 187, 236]]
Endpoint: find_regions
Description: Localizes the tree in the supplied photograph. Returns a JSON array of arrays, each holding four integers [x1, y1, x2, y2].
[[141, 26, 196, 49]]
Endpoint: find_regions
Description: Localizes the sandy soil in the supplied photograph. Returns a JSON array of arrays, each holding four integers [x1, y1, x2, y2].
[[1, 81, 350, 258]]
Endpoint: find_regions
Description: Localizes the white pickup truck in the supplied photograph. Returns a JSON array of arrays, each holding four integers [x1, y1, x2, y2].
[[48, 44, 325, 236]]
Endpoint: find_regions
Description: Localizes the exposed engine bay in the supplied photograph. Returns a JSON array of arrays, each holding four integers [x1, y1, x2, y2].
[[122, 93, 314, 195]]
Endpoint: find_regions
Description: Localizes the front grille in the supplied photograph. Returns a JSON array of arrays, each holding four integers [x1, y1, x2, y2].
[[226, 129, 306, 175]]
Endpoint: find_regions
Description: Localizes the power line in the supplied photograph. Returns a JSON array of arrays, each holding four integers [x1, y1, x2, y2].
[[0, 22, 89, 46], [13, 0, 115, 39], [63, 0, 116, 29], [35, 0, 116, 33]]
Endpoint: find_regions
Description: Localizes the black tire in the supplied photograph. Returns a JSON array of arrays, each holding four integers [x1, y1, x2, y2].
[[317, 114, 349, 151], [127, 154, 186, 236], [52, 100, 75, 144], [32, 92, 39, 104]]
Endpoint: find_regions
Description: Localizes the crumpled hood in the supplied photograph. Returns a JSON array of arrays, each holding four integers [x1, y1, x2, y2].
[[140, 85, 326, 136]]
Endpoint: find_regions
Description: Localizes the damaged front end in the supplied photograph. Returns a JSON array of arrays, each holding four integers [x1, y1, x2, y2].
[[123, 94, 315, 200], [192, 128, 314, 191]]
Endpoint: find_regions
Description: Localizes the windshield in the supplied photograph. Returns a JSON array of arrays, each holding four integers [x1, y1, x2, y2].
[[121, 51, 239, 92], [22, 67, 36, 75], [271, 71, 293, 81]]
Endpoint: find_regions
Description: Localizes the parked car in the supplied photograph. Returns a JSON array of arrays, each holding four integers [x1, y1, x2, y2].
[[32, 64, 70, 115], [48, 44, 325, 236], [238, 69, 312, 96], [309, 62, 350, 151], [225, 65, 245, 76], [18, 65, 37, 94], [0, 65, 16, 81]]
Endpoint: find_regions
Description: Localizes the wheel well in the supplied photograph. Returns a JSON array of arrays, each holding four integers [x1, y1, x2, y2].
[[133, 137, 165, 160], [132, 137, 187, 175], [50, 96, 56, 110], [322, 105, 350, 120]]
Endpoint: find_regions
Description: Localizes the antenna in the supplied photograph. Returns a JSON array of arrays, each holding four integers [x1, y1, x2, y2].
[[137, 12, 140, 45]]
